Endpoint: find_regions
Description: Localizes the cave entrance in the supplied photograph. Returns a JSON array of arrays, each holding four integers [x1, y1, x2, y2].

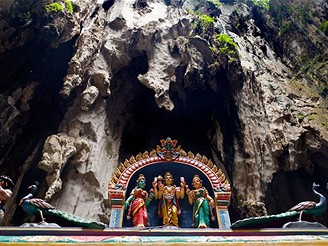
[[108, 137, 231, 229]]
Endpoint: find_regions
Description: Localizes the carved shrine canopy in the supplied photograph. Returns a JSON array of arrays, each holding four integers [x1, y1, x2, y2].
[[108, 138, 231, 229]]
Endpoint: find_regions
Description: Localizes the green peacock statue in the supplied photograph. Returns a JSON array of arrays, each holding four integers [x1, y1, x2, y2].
[[231, 183, 327, 229], [288, 183, 327, 221], [20, 182, 107, 229]]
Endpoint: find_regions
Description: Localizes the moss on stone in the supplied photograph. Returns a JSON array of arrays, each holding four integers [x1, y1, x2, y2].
[[288, 78, 328, 140], [192, 13, 215, 39], [200, 14, 215, 23], [65, 0, 74, 14], [106, 140, 113, 157], [216, 33, 238, 55], [252, 0, 270, 11], [45, 1, 73, 14], [318, 20, 328, 33], [279, 22, 291, 36], [45, 3, 64, 13]]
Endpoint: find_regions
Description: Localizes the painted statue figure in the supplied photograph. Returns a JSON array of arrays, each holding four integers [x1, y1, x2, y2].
[[124, 174, 153, 227], [186, 174, 215, 228], [0, 175, 14, 223], [19, 182, 54, 223], [152, 172, 186, 227]]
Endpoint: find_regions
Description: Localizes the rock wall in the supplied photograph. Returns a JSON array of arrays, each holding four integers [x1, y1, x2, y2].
[[0, 0, 327, 226]]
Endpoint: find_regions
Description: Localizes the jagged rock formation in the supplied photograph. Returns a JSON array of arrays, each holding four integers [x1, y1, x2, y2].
[[38, 134, 91, 201], [0, 0, 327, 226]]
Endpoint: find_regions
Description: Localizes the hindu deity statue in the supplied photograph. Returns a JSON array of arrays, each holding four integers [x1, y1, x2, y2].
[[186, 174, 215, 228], [152, 172, 186, 227], [0, 175, 14, 223], [124, 174, 153, 227]]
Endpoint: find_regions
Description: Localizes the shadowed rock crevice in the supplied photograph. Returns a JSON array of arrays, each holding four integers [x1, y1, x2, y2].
[[1, 40, 75, 177], [102, 0, 115, 12]]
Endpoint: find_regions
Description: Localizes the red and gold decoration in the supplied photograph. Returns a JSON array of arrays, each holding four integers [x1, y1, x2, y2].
[[108, 138, 231, 228]]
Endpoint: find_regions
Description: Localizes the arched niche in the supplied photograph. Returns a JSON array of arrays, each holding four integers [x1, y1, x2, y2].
[[108, 138, 231, 229]]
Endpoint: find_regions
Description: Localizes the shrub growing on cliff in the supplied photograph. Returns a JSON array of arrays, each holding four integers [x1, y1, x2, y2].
[[252, 0, 270, 10], [216, 33, 238, 54], [211, 33, 239, 62], [192, 14, 215, 39], [279, 22, 291, 36], [45, 3, 64, 13], [200, 14, 215, 26], [45, 1, 74, 14], [65, 0, 73, 14], [318, 20, 328, 33]]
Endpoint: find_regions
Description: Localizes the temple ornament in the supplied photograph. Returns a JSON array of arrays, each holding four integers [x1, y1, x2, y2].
[[124, 174, 153, 227], [187, 174, 215, 228], [108, 137, 231, 229], [156, 137, 180, 161], [152, 171, 186, 227]]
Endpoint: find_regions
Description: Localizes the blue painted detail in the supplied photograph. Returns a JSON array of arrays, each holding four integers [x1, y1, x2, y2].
[[219, 210, 231, 229], [21, 201, 41, 215], [109, 209, 122, 227]]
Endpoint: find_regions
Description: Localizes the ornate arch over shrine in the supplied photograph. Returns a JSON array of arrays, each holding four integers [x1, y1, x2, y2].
[[108, 138, 231, 229]]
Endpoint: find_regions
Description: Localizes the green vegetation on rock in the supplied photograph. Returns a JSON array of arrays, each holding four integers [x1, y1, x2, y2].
[[216, 33, 238, 55], [65, 0, 74, 14], [252, 0, 270, 10], [296, 3, 312, 24], [273, 2, 313, 29], [192, 13, 215, 39], [200, 14, 215, 24], [318, 20, 328, 33], [200, 14, 215, 33], [45, 2, 64, 13], [45, 1, 74, 14], [209, 33, 239, 63], [278, 22, 291, 36]]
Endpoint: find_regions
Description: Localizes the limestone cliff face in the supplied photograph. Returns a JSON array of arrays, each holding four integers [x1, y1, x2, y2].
[[0, 0, 327, 226]]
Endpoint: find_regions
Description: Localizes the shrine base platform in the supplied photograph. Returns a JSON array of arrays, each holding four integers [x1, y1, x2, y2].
[[0, 227, 328, 245]]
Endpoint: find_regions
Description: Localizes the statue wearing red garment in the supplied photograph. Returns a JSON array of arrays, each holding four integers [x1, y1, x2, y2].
[[124, 174, 153, 227]]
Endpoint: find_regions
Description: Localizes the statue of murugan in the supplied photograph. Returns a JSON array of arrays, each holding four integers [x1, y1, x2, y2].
[[124, 174, 153, 227], [186, 174, 215, 228], [152, 172, 186, 227]]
